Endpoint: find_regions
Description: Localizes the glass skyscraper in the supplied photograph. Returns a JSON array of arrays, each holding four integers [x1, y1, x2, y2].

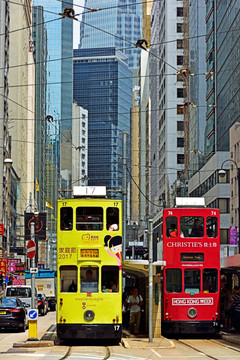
[[33, 0, 73, 179], [73, 48, 132, 193], [79, 0, 142, 68]]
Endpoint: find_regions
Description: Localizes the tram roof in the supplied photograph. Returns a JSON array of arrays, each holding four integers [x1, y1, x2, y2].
[[175, 197, 205, 207]]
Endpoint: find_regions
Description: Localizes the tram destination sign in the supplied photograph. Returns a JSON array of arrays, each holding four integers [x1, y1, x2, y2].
[[80, 249, 99, 258], [172, 298, 213, 305]]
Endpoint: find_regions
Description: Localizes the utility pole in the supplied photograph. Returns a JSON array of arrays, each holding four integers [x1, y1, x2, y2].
[[122, 131, 127, 261], [148, 219, 153, 342], [30, 221, 36, 309]]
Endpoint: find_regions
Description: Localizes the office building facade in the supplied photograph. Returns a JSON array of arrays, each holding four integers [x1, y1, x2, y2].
[[150, 0, 186, 212], [73, 48, 132, 193], [79, 0, 142, 69]]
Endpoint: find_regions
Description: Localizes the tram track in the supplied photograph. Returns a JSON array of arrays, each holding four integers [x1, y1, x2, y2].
[[176, 338, 240, 360], [58, 345, 111, 360]]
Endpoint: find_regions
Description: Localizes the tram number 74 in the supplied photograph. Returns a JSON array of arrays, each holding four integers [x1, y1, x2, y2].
[[114, 325, 120, 331]]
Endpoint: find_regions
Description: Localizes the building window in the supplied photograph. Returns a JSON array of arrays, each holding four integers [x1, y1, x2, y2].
[[177, 154, 184, 164], [177, 105, 184, 114], [177, 23, 183, 33], [177, 7, 184, 17], [219, 199, 230, 214], [177, 121, 184, 131], [177, 55, 184, 65], [177, 137, 184, 147], [177, 39, 183, 49], [177, 88, 184, 97]]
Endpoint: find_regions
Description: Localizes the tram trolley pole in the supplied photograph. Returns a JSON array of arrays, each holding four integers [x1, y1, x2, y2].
[[149, 219, 153, 342]]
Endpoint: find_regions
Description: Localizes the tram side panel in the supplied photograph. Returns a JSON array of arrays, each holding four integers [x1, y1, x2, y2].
[[56, 199, 122, 340]]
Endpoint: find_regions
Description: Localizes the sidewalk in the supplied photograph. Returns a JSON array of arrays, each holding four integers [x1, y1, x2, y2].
[[122, 329, 240, 349], [121, 330, 175, 349], [220, 331, 240, 346]]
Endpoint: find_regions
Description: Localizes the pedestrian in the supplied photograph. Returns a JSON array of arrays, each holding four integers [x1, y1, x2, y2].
[[122, 287, 132, 330], [127, 287, 143, 335]]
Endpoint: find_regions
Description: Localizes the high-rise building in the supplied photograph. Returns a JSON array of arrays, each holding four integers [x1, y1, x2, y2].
[[79, 0, 142, 69], [32, 6, 47, 212], [8, 0, 35, 252], [189, 0, 206, 174], [73, 48, 132, 193], [215, 0, 240, 151], [204, 0, 216, 160], [0, 0, 10, 251], [33, 0, 73, 214], [150, 0, 186, 211]]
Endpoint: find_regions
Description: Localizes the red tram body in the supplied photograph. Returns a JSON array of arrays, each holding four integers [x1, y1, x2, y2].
[[162, 205, 220, 335]]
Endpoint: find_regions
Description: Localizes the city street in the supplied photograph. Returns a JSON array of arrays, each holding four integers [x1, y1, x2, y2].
[[1, 311, 240, 359]]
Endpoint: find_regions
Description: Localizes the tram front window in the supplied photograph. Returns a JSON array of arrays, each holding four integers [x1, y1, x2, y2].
[[60, 266, 77, 292], [76, 207, 103, 230], [166, 269, 182, 293], [166, 217, 178, 238], [60, 207, 73, 231], [184, 269, 200, 294], [101, 266, 119, 292], [80, 266, 99, 293], [107, 207, 119, 231], [180, 216, 204, 237], [207, 217, 218, 238], [203, 269, 218, 293]]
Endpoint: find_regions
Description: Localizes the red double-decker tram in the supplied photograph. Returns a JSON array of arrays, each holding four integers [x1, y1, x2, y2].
[[162, 199, 220, 335]]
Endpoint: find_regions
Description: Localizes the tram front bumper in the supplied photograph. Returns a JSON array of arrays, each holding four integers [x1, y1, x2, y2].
[[162, 320, 220, 335], [57, 323, 122, 340]]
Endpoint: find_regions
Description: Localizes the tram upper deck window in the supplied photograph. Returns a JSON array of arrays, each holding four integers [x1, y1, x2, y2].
[[76, 207, 103, 231], [107, 207, 119, 231], [203, 269, 218, 293], [166, 216, 178, 237], [60, 207, 73, 231], [101, 266, 119, 292], [184, 269, 200, 294], [207, 217, 218, 238], [80, 266, 99, 293], [180, 216, 204, 237], [166, 269, 182, 293], [60, 265, 77, 292]]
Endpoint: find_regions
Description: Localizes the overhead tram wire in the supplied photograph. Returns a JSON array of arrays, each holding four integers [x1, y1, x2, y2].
[[6, 0, 61, 16], [0, 93, 79, 150], [77, 18, 179, 73], [127, 167, 162, 208], [0, 9, 62, 38], [0, 103, 213, 124], [58, 0, 160, 12]]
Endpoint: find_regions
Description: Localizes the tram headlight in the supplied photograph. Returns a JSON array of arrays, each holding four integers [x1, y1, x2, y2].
[[84, 310, 95, 321], [188, 307, 197, 319]]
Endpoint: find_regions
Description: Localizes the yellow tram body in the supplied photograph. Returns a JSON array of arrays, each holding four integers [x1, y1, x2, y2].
[[56, 194, 122, 340]]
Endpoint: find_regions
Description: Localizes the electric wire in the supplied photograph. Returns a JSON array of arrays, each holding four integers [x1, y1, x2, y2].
[[0, 93, 79, 150]]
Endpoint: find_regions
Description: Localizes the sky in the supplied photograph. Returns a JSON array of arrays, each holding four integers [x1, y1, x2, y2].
[[73, 0, 85, 48]]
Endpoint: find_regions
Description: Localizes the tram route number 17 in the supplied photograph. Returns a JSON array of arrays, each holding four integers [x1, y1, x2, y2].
[[114, 325, 120, 331]]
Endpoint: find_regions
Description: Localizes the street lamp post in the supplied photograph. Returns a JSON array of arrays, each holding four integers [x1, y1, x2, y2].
[[219, 159, 240, 253]]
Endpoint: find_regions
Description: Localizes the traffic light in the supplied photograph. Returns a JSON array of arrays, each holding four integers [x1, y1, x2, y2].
[[0, 272, 3, 286]]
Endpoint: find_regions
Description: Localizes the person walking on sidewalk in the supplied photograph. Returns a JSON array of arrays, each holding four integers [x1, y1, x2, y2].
[[127, 287, 143, 335]]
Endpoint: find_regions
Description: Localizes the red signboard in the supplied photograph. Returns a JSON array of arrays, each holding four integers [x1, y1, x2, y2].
[[0, 224, 4, 235], [27, 240, 36, 259], [0, 258, 8, 276]]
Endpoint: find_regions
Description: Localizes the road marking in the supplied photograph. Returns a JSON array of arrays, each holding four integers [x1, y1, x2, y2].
[[114, 354, 147, 360], [151, 349, 162, 358]]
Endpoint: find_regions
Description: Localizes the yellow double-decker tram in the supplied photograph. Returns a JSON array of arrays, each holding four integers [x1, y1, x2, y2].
[[56, 186, 122, 341]]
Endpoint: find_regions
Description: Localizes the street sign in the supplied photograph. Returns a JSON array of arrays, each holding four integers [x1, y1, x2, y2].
[[30, 267, 38, 274], [27, 309, 38, 320], [27, 240, 36, 259]]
